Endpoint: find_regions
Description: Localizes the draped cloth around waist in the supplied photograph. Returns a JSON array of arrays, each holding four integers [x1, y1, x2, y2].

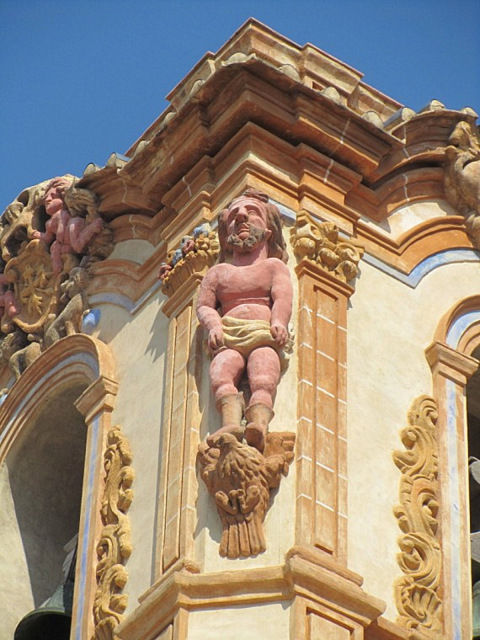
[[212, 316, 292, 371]]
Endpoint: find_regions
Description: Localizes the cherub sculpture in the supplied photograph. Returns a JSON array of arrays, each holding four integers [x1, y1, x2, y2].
[[196, 189, 293, 452], [32, 177, 104, 274]]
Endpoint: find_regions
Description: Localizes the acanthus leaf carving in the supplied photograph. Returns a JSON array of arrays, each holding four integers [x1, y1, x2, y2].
[[93, 425, 134, 640], [393, 395, 442, 636], [198, 431, 295, 559], [290, 210, 363, 283]]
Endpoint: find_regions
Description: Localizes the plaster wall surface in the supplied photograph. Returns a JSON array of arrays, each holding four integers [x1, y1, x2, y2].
[[347, 224, 480, 619], [187, 602, 290, 640], [95, 286, 170, 612]]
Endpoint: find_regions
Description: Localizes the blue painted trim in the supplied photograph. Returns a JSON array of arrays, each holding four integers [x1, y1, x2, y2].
[[75, 415, 100, 640], [446, 380, 462, 640], [446, 310, 480, 349], [364, 248, 479, 288]]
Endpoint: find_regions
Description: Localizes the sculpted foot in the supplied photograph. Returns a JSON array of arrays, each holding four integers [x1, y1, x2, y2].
[[244, 403, 274, 453], [207, 424, 244, 447], [245, 423, 266, 452]]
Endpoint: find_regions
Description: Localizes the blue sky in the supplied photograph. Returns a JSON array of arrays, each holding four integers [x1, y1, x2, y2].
[[1, 0, 479, 212]]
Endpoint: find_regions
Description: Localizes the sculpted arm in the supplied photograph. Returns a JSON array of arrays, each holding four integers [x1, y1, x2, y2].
[[197, 267, 224, 351], [270, 259, 293, 347]]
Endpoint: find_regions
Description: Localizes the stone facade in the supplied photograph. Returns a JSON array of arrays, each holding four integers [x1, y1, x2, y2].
[[1, 19, 479, 640]]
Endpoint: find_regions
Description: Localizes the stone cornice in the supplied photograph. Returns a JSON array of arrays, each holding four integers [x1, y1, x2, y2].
[[115, 547, 386, 640]]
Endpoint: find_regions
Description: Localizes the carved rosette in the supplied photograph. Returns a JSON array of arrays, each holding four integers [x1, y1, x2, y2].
[[393, 396, 442, 636], [159, 225, 220, 297], [93, 426, 134, 640], [290, 210, 363, 282], [198, 431, 295, 558]]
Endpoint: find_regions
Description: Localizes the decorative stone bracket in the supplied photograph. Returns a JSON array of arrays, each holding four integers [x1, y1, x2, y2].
[[197, 431, 295, 559]]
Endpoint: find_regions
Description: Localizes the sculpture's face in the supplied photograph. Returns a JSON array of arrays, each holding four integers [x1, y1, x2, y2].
[[44, 186, 64, 216], [225, 197, 271, 252]]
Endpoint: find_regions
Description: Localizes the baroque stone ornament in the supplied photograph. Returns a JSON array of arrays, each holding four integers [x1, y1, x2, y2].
[[290, 210, 363, 282], [392, 395, 442, 636], [196, 189, 293, 453], [0, 176, 113, 382], [444, 120, 480, 247], [158, 224, 220, 297], [93, 425, 134, 640], [198, 431, 294, 558]]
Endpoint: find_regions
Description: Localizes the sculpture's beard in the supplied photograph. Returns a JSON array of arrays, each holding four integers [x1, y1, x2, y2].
[[227, 225, 269, 253]]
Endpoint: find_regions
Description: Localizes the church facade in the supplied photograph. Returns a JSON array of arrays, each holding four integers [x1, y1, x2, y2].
[[1, 19, 479, 640]]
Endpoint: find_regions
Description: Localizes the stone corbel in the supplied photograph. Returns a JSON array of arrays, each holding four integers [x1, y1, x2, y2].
[[197, 431, 295, 558]]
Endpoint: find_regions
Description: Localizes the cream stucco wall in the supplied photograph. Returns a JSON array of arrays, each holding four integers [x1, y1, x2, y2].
[[347, 238, 480, 620], [187, 602, 290, 640], [93, 272, 170, 612]]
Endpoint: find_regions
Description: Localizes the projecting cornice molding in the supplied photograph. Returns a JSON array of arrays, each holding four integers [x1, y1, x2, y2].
[[76, 20, 477, 229]]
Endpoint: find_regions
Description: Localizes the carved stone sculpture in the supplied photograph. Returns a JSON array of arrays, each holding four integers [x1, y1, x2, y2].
[[31, 177, 105, 274], [444, 120, 480, 247], [196, 189, 295, 558], [158, 223, 220, 297], [198, 431, 294, 558], [43, 267, 91, 348], [196, 189, 293, 452], [93, 426, 134, 640], [0, 176, 113, 383], [290, 210, 363, 282], [393, 395, 442, 636]]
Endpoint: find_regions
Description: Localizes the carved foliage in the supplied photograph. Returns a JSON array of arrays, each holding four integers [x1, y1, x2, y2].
[[198, 431, 294, 558], [93, 426, 134, 640], [158, 224, 220, 296], [290, 211, 363, 282], [393, 396, 442, 635]]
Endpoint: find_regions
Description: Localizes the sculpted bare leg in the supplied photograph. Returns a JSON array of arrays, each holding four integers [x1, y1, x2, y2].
[[245, 346, 280, 451], [208, 348, 246, 444]]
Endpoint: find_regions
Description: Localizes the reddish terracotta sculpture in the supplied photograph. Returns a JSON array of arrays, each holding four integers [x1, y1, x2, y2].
[[32, 177, 104, 274], [197, 189, 292, 452]]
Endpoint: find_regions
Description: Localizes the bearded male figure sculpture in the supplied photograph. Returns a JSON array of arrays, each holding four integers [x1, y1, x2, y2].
[[196, 189, 293, 452], [196, 189, 295, 558]]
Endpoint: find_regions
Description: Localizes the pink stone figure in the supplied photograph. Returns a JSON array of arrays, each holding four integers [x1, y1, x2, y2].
[[0, 273, 19, 319], [32, 177, 104, 274], [196, 189, 292, 452]]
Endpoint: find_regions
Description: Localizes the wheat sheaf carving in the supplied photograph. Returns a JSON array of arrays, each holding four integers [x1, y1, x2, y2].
[[393, 395, 442, 636]]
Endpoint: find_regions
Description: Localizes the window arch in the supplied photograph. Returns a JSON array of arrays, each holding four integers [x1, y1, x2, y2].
[[0, 334, 117, 639], [427, 296, 480, 640]]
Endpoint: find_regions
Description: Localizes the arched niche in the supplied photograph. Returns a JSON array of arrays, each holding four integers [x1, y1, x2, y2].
[[426, 296, 480, 640], [0, 334, 117, 639]]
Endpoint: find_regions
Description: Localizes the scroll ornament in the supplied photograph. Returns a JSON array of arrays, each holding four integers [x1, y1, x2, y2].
[[93, 426, 134, 640], [392, 396, 442, 636], [0, 176, 113, 383], [158, 224, 220, 297], [198, 431, 295, 559], [290, 210, 363, 282], [444, 120, 480, 247]]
